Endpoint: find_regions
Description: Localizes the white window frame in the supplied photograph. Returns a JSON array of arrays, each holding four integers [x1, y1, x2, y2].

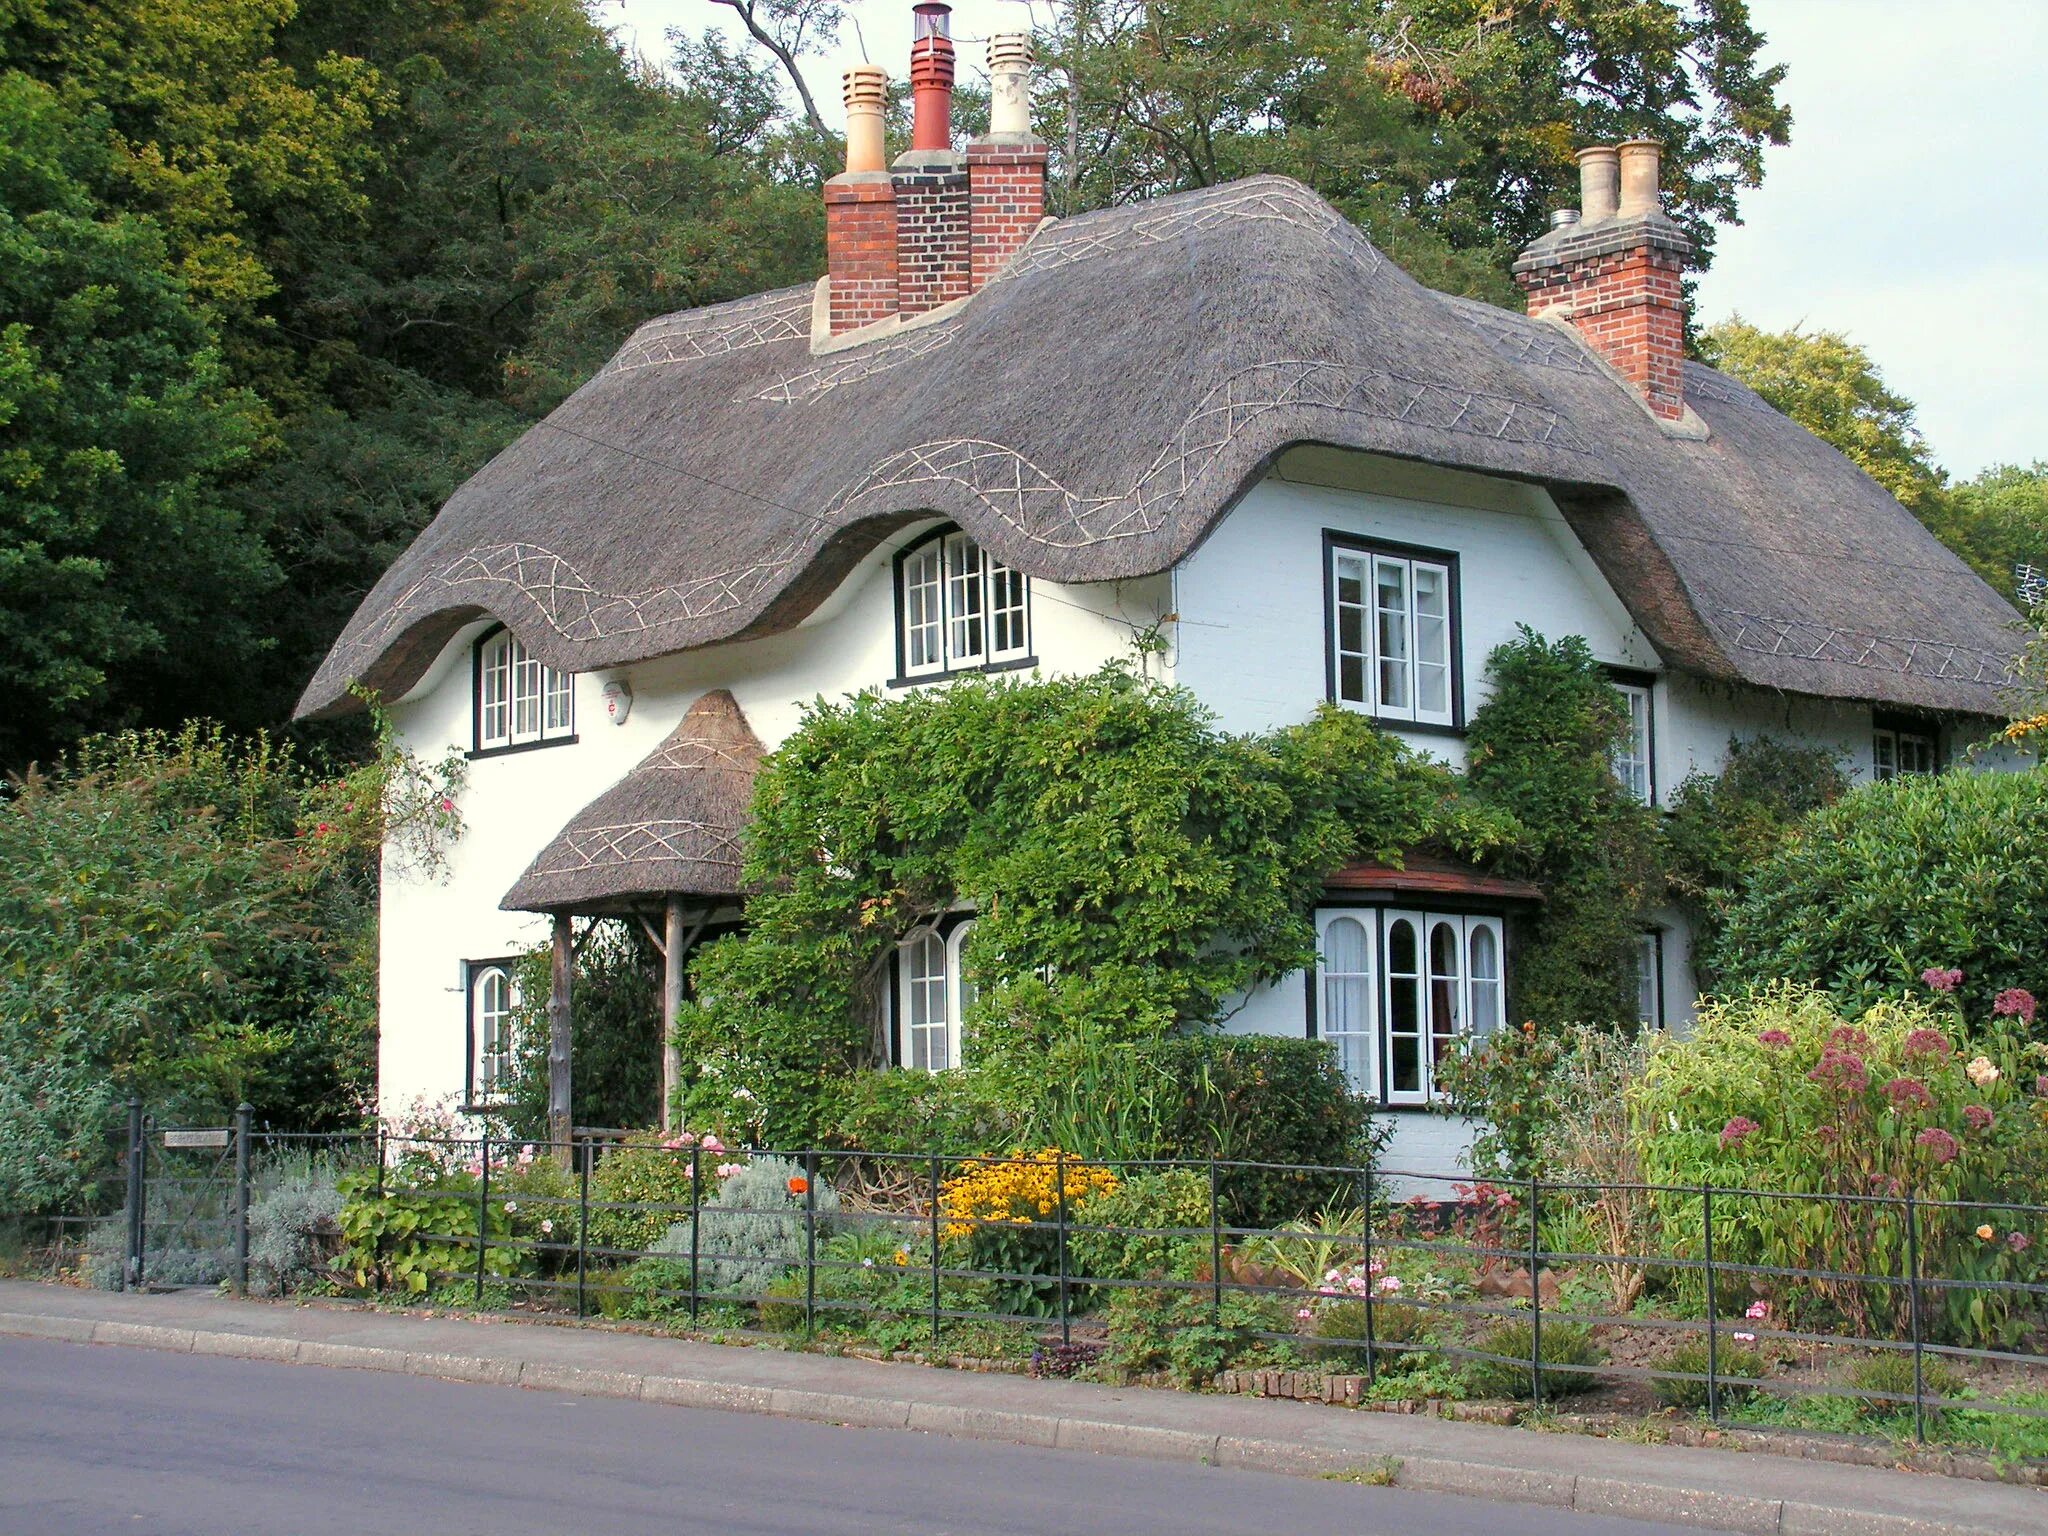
[[466, 962, 519, 1107], [1872, 722, 1937, 780], [475, 629, 575, 752], [1328, 538, 1456, 727], [899, 920, 985, 1072], [1315, 908, 1506, 1106], [1636, 929, 1664, 1029], [899, 528, 1031, 680], [1611, 680, 1655, 806]]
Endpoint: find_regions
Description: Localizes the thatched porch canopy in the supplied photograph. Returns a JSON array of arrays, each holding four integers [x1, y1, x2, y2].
[[501, 689, 765, 916]]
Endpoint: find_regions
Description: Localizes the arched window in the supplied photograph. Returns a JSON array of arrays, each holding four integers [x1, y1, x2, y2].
[[466, 962, 519, 1105], [896, 528, 1031, 680], [901, 930, 954, 1072], [1316, 909, 1509, 1107], [474, 628, 575, 753], [1318, 913, 1375, 1097]]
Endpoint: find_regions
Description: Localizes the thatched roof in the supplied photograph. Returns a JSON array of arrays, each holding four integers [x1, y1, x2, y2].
[[500, 690, 763, 912], [299, 175, 2020, 721]]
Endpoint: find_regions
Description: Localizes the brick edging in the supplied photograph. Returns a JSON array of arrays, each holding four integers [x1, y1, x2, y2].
[[0, 1310, 2020, 1536]]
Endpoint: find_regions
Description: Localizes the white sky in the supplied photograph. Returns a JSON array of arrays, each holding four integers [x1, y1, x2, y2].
[[604, 0, 2046, 477]]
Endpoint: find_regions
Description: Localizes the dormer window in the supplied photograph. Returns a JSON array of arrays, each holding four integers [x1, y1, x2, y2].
[[1325, 533, 1458, 728], [895, 527, 1032, 682], [474, 627, 575, 755]]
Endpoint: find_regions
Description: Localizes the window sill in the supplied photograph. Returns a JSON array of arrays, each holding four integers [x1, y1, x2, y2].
[[1328, 705, 1465, 738], [467, 733, 579, 761], [887, 655, 1039, 689]]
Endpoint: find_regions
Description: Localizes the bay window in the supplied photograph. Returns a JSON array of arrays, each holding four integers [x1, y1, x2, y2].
[[1327, 535, 1457, 727], [474, 627, 575, 753], [1314, 907, 1506, 1105], [896, 528, 1032, 680]]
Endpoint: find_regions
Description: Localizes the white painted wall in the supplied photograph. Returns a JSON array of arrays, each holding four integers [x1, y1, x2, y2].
[[379, 523, 1166, 1111]]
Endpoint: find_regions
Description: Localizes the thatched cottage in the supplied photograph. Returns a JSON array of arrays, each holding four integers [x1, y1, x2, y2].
[[298, 11, 2022, 1164]]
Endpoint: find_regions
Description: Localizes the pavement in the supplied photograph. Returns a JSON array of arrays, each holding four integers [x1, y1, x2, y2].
[[1, 1280, 2040, 1536]]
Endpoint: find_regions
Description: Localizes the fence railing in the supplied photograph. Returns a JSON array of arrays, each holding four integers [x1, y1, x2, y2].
[[198, 1130, 2048, 1449]]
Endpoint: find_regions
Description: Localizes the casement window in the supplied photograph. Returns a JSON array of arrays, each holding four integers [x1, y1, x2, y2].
[[896, 921, 978, 1072], [896, 528, 1031, 681], [1313, 908, 1506, 1106], [1326, 535, 1457, 727], [1611, 679, 1655, 805], [1636, 930, 1665, 1029], [1872, 719, 1938, 780], [474, 628, 575, 754], [464, 961, 520, 1107]]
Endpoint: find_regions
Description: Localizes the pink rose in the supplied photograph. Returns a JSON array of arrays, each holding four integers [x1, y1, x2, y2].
[[701, 1134, 726, 1155]]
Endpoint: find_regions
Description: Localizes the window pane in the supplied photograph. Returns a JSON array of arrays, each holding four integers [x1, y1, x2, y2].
[[510, 638, 542, 741], [479, 638, 511, 746], [1636, 932, 1659, 1027], [1374, 559, 1411, 712], [904, 545, 943, 670], [1428, 919, 1463, 1083], [1321, 916, 1373, 1095], [1413, 564, 1450, 718], [1612, 685, 1652, 804], [945, 533, 986, 666], [905, 932, 950, 1072], [543, 668, 573, 735], [987, 563, 1028, 659], [1467, 921, 1503, 1044], [1385, 916, 1421, 1094], [1332, 554, 1369, 705]]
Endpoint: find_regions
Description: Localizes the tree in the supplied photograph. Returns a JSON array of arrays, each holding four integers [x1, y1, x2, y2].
[[1940, 462, 2048, 607], [0, 72, 274, 765]]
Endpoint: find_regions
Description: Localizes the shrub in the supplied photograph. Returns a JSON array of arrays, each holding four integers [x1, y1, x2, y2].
[[1432, 1020, 1564, 1184], [1713, 770, 2048, 1028], [815, 1068, 1018, 1155], [584, 1132, 712, 1259], [1310, 1297, 1431, 1372], [247, 1154, 343, 1294], [1652, 1340, 1769, 1411], [1068, 1170, 1212, 1282], [503, 922, 662, 1137], [1463, 1320, 1604, 1401], [1629, 984, 2048, 1347], [1102, 1286, 1282, 1388], [940, 1148, 1118, 1316], [333, 1166, 524, 1295], [654, 1154, 840, 1301], [1847, 1351, 1966, 1421]]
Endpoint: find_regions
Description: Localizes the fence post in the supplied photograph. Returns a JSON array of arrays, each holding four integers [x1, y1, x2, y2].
[[1055, 1154, 1071, 1350], [1527, 1174, 1542, 1403], [233, 1104, 252, 1295], [929, 1152, 942, 1345], [576, 1151, 590, 1319], [372, 1126, 387, 1295], [804, 1151, 819, 1341], [1904, 1188, 1927, 1443], [1702, 1185, 1720, 1422], [1360, 1161, 1377, 1388], [688, 1143, 702, 1323], [475, 1129, 490, 1307], [122, 1098, 144, 1292], [1207, 1158, 1222, 1327]]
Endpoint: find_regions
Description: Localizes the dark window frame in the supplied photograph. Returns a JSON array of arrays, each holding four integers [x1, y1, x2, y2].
[[1872, 711, 1943, 779], [1604, 664, 1660, 807], [887, 525, 1037, 688], [469, 624, 578, 760], [1320, 530, 1465, 735]]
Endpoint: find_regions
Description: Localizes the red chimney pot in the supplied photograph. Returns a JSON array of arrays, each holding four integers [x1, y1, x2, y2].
[[909, 3, 954, 152]]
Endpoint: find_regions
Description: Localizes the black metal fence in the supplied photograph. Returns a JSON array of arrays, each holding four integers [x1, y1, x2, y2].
[[208, 1129, 2048, 1448]]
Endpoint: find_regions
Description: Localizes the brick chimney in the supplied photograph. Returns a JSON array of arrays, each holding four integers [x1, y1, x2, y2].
[[1513, 140, 1692, 421], [824, 64, 896, 336], [967, 33, 1047, 289], [822, 10, 1047, 338]]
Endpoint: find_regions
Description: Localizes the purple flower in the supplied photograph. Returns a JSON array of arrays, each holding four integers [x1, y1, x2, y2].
[[1901, 1029, 1953, 1063], [1992, 988, 2038, 1025], [1719, 1115, 1761, 1149], [2009, 1232, 2032, 1254], [1881, 1077, 1933, 1111], [1921, 967, 1963, 994], [1963, 1104, 1994, 1132], [1755, 1029, 1792, 1050], [1826, 1026, 1873, 1053], [1807, 1049, 1869, 1096], [1914, 1127, 1960, 1165]]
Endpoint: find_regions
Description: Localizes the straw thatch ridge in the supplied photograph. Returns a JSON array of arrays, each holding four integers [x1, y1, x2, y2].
[[298, 174, 2021, 721], [500, 689, 764, 912]]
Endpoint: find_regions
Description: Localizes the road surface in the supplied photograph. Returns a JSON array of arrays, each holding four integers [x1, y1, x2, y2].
[[0, 1336, 1728, 1535]]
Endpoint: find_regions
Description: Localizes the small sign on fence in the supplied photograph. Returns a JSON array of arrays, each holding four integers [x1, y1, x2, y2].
[[161, 1128, 232, 1149]]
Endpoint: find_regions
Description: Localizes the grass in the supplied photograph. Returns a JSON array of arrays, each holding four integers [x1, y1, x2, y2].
[[1729, 1386, 2048, 1461], [1320, 1457, 1401, 1486]]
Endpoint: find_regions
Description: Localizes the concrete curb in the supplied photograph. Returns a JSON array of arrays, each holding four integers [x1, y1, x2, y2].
[[0, 1308, 2025, 1536]]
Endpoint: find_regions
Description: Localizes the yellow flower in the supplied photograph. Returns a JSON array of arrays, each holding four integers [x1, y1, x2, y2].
[[1977, 1223, 1996, 1241]]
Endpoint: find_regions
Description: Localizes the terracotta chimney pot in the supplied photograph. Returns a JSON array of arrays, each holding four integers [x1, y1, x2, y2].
[[843, 65, 888, 175], [909, 3, 955, 152]]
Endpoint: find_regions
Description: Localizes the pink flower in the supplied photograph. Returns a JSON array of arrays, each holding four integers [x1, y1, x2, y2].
[[1376, 1275, 1403, 1294], [1719, 1116, 1761, 1149], [1914, 1127, 1959, 1165], [1296, 1306, 1315, 1323], [1733, 1330, 1756, 1343], [2008, 1232, 2031, 1253], [2036, 1075, 2048, 1099], [1827, 1026, 1872, 1052], [1992, 988, 2037, 1025], [1922, 967, 1963, 993], [1744, 1300, 1770, 1321], [1963, 1104, 1994, 1132], [1754, 1029, 1792, 1050], [1966, 1056, 2001, 1088], [438, 797, 454, 813], [1881, 1077, 1932, 1111], [701, 1134, 726, 1155], [1806, 1050, 1869, 1096], [1901, 1030, 1952, 1065], [715, 1162, 743, 1179]]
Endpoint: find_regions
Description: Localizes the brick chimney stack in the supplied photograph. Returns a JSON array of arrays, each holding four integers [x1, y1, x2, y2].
[[822, 8, 1049, 338], [1513, 139, 1692, 421]]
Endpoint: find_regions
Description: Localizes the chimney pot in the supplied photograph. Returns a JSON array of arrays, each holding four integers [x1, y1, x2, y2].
[[1616, 139, 1663, 219], [1576, 145, 1619, 222], [1549, 207, 1581, 231], [987, 33, 1034, 137], [909, 3, 955, 152], [842, 65, 889, 175]]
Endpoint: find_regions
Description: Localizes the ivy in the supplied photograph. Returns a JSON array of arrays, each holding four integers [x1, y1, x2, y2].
[[677, 664, 1516, 1141]]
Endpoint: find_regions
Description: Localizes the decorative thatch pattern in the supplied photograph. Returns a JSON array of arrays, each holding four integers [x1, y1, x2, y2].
[[298, 173, 2021, 721], [500, 690, 765, 912]]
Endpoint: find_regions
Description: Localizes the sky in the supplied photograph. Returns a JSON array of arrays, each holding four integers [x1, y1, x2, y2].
[[604, 0, 2046, 478]]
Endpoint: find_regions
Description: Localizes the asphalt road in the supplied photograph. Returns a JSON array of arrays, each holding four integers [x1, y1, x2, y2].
[[0, 1336, 1728, 1536]]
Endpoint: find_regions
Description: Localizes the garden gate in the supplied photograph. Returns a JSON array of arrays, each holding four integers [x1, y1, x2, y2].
[[117, 1099, 254, 1292]]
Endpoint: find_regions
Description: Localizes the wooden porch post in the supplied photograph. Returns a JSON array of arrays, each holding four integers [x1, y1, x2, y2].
[[661, 897, 685, 1132], [548, 913, 574, 1155]]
